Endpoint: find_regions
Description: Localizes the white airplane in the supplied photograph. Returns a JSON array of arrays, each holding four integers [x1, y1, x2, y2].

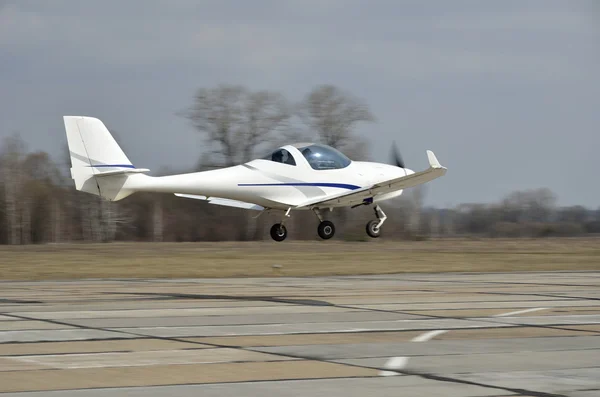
[[64, 116, 447, 241]]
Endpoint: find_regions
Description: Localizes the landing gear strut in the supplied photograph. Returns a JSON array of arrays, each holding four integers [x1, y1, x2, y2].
[[270, 208, 291, 242], [366, 205, 387, 238], [313, 208, 335, 240]]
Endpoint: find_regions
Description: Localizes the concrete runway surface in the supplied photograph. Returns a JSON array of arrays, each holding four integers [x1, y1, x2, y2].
[[0, 271, 599, 396]]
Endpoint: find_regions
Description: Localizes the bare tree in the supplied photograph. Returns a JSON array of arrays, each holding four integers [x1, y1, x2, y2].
[[0, 134, 26, 244], [80, 195, 100, 242], [500, 188, 557, 223], [152, 196, 163, 242], [429, 208, 441, 237], [20, 151, 66, 243], [181, 84, 291, 240], [407, 185, 426, 237], [297, 84, 375, 151], [182, 84, 291, 166]]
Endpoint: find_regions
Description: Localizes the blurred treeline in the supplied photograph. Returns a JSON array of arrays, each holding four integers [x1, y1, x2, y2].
[[1, 84, 598, 244]]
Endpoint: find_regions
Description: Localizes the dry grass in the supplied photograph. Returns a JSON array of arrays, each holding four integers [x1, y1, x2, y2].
[[0, 238, 599, 281]]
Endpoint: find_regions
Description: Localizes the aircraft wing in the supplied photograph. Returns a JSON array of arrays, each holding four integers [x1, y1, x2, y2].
[[295, 150, 447, 209], [174, 193, 264, 211]]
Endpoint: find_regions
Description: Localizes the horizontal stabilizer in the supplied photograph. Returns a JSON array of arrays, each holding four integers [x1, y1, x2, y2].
[[174, 193, 264, 211], [93, 168, 150, 177]]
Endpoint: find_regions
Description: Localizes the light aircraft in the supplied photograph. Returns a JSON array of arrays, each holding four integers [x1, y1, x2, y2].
[[64, 116, 447, 241]]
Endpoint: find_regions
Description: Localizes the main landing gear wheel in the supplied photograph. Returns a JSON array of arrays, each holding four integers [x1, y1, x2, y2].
[[317, 220, 335, 240], [366, 220, 381, 238], [270, 223, 287, 242]]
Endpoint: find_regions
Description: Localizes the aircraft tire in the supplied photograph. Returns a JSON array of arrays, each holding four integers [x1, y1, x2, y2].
[[270, 223, 287, 242], [366, 220, 381, 238], [317, 220, 335, 240]]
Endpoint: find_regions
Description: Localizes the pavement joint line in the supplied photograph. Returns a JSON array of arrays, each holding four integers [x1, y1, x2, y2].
[[2, 300, 302, 312], [378, 277, 600, 289], [3, 349, 133, 357], [331, 303, 457, 319], [108, 289, 600, 309], [3, 322, 599, 345], [477, 291, 600, 302], [0, 311, 401, 377], [465, 318, 600, 334], [0, 375, 389, 394], [382, 307, 600, 335], [397, 369, 570, 397], [336, 303, 595, 323], [397, 304, 599, 312], [376, 348, 600, 360]]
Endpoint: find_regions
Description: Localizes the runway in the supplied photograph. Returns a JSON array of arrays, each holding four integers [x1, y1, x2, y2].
[[1, 271, 599, 396]]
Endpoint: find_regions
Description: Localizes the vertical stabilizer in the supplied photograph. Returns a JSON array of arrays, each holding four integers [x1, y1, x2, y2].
[[63, 116, 148, 200]]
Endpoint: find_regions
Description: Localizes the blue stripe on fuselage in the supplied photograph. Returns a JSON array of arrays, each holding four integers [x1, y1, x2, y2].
[[238, 182, 361, 190], [88, 164, 136, 168]]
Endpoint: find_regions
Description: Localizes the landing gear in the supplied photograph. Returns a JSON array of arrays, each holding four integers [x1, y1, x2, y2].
[[270, 223, 287, 242], [366, 220, 381, 238], [313, 208, 336, 240], [270, 208, 291, 242], [318, 220, 335, 240], [366, 205, 387, 238]]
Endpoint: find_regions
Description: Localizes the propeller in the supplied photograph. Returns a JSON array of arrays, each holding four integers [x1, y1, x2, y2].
[[391, 141, 405, 168]]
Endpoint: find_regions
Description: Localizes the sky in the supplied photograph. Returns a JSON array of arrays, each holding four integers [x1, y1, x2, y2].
[[1, 0, 599, 208]]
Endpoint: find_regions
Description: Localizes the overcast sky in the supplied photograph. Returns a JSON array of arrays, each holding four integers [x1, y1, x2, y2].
[[1, 0, 599, 208]]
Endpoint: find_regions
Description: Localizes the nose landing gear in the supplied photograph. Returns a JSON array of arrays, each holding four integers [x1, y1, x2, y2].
[[366, 205, 387, 238]]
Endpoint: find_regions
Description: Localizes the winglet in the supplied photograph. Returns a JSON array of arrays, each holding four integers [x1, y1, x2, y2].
[[426, 150, 444, 169]]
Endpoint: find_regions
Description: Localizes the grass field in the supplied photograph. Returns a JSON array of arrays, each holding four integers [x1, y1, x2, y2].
[[0, 237, 599, 281]]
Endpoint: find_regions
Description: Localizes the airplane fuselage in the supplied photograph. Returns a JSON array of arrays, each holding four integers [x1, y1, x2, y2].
[[126, 144, 411, 210]]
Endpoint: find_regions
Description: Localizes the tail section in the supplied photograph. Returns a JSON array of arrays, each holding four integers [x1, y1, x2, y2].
[[64, 116, 149, 201]]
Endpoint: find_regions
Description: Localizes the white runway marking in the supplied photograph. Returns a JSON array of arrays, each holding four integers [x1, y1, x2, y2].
[[378, 329, 448, 376], [494, 307, 548, 317], [379, 356, 409, 376], [411, 329, 448, 342]]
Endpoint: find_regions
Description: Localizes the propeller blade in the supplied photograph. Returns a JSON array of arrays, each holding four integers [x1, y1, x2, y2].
[[391, 141, 405, 168]]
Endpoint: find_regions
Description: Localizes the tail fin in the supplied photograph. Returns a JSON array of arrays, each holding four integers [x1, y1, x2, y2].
[[64, 116, 149, 201]]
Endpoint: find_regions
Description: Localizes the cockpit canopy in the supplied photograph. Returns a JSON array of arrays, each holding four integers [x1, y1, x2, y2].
[[262, 148, 296, 165], [262, 143, 352, 170], [295, 143, 352, 170]]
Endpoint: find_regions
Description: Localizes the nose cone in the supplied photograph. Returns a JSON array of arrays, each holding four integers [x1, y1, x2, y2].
[[378, 164, 411, 182], [353, 161, 415, 184]]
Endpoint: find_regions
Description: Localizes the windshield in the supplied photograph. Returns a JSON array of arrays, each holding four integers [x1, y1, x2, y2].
[[297, 144, 351, 170]]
